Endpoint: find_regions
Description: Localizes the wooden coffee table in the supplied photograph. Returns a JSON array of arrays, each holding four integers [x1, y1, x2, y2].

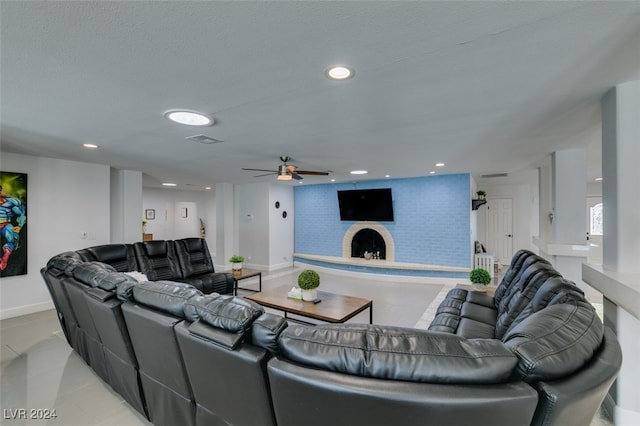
[[245, 285, 373, 324]]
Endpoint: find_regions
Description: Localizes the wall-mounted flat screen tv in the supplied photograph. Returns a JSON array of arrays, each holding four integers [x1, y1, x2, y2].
[[337, 188, 394, 221]]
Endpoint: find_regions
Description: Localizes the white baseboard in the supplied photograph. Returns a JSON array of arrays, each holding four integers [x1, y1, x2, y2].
[[614, 403, 640, 426], [0, 300, 55, 320]]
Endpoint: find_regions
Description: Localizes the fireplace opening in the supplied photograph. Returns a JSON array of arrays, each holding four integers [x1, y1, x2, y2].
[[351, 228, 386, 259]]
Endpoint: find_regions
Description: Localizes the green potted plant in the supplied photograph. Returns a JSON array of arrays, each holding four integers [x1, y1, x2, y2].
[[229, 255, 245, 272], [469, 268, 492, 292], [298, 269, 320, 301], [476, 190, 486, 200]]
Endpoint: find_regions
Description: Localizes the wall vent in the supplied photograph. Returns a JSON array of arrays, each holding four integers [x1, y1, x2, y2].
[[186, 135, 224, 144], [481, 173, 508, 178]]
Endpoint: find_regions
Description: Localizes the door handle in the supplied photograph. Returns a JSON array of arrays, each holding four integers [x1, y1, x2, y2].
[[506, 234, 512, 238]]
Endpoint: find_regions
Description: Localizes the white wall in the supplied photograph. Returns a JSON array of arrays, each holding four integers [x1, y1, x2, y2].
[[0, 153, 111, 319], [142, 187, 216, 248], [230, 182, 294, 271], [477, 169, 539, 257], [269, 184, 294, 270], [236, 183, 271, 269]]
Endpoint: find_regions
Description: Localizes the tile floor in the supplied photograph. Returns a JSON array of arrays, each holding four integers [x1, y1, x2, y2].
[[1, 266, 613, 425]]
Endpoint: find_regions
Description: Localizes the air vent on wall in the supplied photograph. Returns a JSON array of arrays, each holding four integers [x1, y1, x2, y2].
[[186, 135, 224, 144], [481, 173, 509, 178]]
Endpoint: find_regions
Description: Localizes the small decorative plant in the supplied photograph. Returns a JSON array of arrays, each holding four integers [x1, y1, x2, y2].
[[476, 190, 486, 200], [230, 255, 244, 272], [297, 269, 320, 290], [470, 268, 492, 286]]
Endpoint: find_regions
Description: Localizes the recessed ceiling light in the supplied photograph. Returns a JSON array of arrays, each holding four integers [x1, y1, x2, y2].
[[385, 175, 391, 178], [330, 179, 336, 182], [350, 170, 368, 175], [435, 163, 445, 167], [429, 171, 436, 174], [326, 65, 355, 81], [162, 182, 177, 187], [595, 177, 603, 181], [164, 110, 214, 126], [205, 186, 212, 190], [83, 143, 100, 149]]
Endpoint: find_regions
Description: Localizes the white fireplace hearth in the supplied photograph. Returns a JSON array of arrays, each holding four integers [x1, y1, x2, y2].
[[293, 253, 469, 274]]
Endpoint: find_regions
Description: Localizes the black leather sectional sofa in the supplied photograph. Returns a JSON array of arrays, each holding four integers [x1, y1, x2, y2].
[[41, 245, 621, 426]]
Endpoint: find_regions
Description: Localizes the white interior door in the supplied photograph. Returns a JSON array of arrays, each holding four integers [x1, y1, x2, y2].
[[486, 198, 513, 265]]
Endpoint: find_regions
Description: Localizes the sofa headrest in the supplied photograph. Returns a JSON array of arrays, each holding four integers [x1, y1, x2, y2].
[[278, 324, 518, 384], [502, 300, 603, 382], [186, 320, 245, 349], [94, 271, 138, 292], [139, 240, 171, 257], [131, 280, 203, 318], [177, 237, 207, 253], [71, 262, 117, 284], [46, 252, 83, 273], [190, 294, 264, 333], [252, 313, 288, 355], [84, 244, 136, 272]]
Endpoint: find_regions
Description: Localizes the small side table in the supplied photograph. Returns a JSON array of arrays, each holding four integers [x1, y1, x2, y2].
[[227, 269, 262, 296]]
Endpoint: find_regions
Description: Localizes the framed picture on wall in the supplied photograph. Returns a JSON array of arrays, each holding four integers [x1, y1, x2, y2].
[[145, 209, 155, 220], [1, 171, 28, 277]]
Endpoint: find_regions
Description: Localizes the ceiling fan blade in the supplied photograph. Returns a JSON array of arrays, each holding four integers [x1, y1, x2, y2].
[[242, 168, 278, 173], [295, 170, 330, 176], [291, 173, 303, 180], [252, 172, 277, 178]]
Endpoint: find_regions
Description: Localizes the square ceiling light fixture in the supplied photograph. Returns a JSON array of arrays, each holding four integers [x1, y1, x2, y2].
[[164, 109, 215, 126]]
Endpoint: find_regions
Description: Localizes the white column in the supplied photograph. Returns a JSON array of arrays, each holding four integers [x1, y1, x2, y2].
[[598, 80, 640, 425], [541, 149, 590, 289], [110, 168, 143, 243], [215, 182, 235, 270]]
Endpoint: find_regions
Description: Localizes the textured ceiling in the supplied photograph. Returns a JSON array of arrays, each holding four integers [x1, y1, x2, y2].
[[1, 1, 639, 189]]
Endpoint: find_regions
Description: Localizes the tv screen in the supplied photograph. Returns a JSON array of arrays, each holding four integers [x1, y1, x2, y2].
[[337, 188, 394, 221]]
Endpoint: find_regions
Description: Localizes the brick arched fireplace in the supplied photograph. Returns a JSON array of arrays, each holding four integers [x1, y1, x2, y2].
[[342, 222, 395, 262]]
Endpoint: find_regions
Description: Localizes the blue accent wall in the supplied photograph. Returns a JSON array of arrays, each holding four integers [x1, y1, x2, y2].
[[294, 174, 471, 267]]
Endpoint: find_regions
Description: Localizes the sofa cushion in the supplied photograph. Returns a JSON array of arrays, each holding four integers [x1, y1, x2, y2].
[[502, 300, 603, 382], [279, 324, 518, 384], [175, 237, 215, 278], [131, 280, 203, 318], [494, 251, 547, 306], [494, 262, 561, 339], [133, 241, 182, 281]]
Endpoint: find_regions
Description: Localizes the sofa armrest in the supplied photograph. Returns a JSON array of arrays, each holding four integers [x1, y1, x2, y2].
[[268, 357, 538, 426]]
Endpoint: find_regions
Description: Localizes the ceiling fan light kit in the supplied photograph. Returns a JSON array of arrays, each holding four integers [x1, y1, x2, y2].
[[243, 156, 329, 181]]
